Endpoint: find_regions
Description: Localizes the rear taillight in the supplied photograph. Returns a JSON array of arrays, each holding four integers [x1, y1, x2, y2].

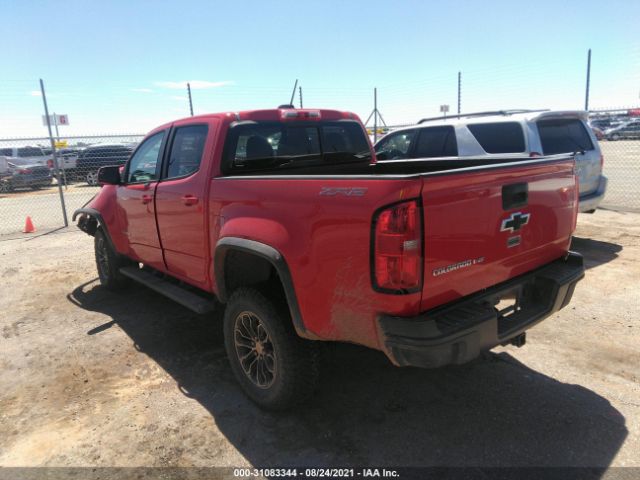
[[47, 159, 54, 169], [17, 168, 32, 174], [372, 200, 422, 293], [600, 154, 604, 169]]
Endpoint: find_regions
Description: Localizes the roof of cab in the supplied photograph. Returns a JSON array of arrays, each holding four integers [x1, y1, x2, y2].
[[147, 108, 361, 136]]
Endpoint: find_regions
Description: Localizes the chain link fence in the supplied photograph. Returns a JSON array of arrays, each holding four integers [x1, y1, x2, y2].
[[0, 134, 143, 235], [587, 108, 640, 211], [1, 108, 639, 236]]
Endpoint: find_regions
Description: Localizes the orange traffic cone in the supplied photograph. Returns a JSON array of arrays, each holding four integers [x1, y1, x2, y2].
[[23, 216, 36, 233]]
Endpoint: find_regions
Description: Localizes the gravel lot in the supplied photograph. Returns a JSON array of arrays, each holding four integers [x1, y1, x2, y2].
[[0, 210, 638, 471]]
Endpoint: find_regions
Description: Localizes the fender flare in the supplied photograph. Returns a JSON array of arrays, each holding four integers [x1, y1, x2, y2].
[[214, 237, 307, 336], [72, 207, 116, 253]]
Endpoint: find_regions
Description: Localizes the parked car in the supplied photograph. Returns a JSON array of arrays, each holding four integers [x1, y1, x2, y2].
[[75, 144, 134, 185], [375, 110, 607, 213], [74, 107, 584, 409], [47, 147, 85, 183], [590, 125, 605, 140], [604, 120, 640, 141], [0, 157, 52, 192], [589, 118, 624, 131], [0, 146, 51, 168]]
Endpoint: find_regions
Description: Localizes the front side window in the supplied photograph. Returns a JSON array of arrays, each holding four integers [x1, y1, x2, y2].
[[375, 130, 417, 160], [126, 132, 164, 183], [0, 148, 13, 156], [537, 119, 594, 154], [414, 126, 458, 158], [467, 122, 525, 154], [166, 125, 208, 179]]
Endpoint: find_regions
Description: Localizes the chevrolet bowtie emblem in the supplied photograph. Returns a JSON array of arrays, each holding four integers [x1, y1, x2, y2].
[[501, 212, 531, 233]]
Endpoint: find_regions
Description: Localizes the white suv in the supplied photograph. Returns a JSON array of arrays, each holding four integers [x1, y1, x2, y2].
[[374, 110, 607, 213]]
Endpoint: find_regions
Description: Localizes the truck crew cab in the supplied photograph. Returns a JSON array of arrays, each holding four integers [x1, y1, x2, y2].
[[74, 107, 584, 409]]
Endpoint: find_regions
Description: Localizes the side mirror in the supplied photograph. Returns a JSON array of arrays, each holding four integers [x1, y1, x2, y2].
[[97, 165, 121, 185]]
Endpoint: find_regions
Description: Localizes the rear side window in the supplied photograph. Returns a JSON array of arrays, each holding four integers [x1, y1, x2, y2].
[[166, 125, 208, 179], [414, 126, 457, 157], [0, 148, 13, 156], [537, 119, 594, 154], [375, 129, 417, 160], [467, 122, 525, 154]]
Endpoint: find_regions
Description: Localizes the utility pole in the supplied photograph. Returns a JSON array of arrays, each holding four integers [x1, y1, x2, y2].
[[584, 49, 592, 111], [40, 79, 68, 227], [364, 88, 387, 143], [457, 71, 462, 114], [374, 88, 378, 143], [187, 83, 194, 116], [289, 79, 298, 106], [299, 86, 303, 108]]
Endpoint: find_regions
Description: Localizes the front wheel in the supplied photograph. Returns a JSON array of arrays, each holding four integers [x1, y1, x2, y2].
[[223, 287, 320, 410], [94, 228, 132, 290], [87, 171, 99, 186]]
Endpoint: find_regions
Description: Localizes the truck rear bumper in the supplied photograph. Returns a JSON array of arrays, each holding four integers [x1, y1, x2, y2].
[[377, 252, 584, 368]]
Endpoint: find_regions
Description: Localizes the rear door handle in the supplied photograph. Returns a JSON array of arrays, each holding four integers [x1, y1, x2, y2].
[[141, 194, 153, 205], [181, 195, 199, 206]]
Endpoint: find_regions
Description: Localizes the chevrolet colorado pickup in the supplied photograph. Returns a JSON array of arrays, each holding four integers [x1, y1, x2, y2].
[[74, 107, 585, 409]]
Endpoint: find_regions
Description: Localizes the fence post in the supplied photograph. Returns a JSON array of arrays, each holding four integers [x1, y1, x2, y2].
[[187, 83, 194, 116], [457, 71, 462, 114], [40, 79, 68, 227], [585, 49, 591, 111]]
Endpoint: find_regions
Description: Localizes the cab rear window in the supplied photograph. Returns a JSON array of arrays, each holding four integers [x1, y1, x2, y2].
[[537, 119, 594, 154], [223, 121, 371, 174], [467, 122, 525, 154]]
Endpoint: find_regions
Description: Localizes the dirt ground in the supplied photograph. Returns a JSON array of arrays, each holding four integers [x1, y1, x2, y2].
[[0, 209, 638, 471]]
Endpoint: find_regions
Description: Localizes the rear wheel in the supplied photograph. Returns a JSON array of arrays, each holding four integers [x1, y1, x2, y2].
[[223, 287, 320, 410], [609, 133, 621, 141], [94, 228, 132, 290]]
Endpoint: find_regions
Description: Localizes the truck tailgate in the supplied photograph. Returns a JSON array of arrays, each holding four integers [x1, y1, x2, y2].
[[419, 156, 577, 311]]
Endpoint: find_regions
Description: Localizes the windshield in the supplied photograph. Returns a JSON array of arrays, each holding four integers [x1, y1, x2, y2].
[[223, 121, 371, 174], [17, 147, 44, 157]]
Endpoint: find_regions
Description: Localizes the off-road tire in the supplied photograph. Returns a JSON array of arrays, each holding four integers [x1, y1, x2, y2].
[[94, 228, 132, 290], [223, 287, 320, 410]]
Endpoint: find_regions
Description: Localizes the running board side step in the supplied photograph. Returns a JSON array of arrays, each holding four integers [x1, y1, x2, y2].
[[119, 266, 216, 314]]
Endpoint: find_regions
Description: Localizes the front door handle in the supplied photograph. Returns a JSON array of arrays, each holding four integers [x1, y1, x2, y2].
[[181, 195, 199, 206], [141, 194, 153, 205]]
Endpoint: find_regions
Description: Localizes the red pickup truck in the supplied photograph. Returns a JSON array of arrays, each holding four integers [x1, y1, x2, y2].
[[74, 107, 584, 409]]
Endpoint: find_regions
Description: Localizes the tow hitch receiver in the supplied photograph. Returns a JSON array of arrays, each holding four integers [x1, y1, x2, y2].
[[510, 333, 526, 348]]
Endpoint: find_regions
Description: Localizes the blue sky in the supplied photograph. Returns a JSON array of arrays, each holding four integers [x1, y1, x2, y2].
[[1, 0, 639, 136]]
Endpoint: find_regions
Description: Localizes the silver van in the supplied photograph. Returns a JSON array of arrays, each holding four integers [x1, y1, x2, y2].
[[375, 110, 607, 213]]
